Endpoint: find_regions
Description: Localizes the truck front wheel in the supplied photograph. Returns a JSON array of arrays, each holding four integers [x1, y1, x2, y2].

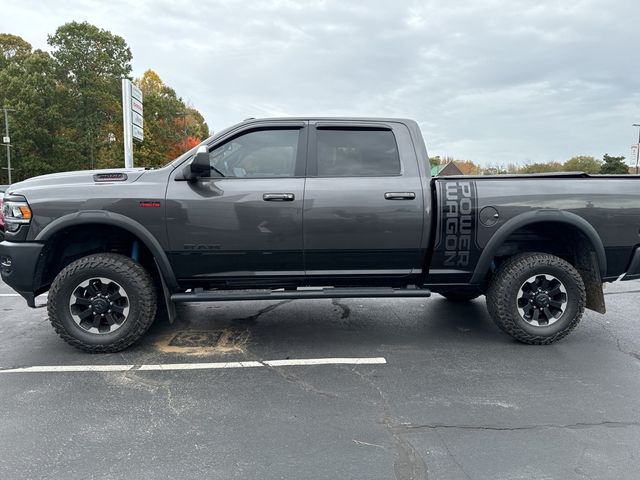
[[48, 253, 157, 353], [486, 253, 585, 344]]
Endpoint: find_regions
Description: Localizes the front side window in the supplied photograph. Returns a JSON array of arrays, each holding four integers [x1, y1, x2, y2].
[[209, 128, 300, 178], [316, 128, 401, 176]]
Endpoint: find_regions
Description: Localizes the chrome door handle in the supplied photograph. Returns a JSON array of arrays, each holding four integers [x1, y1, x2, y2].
[[263, 193, 295, 201], [384, 192, 416, 200]]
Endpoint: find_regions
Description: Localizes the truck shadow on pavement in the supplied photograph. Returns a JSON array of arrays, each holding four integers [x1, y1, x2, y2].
[[140, 296, 508, 358]]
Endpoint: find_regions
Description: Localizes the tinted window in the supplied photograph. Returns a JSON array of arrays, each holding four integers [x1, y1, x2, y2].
[[316, 129, 401, 176], [210, 129, 300, 178]]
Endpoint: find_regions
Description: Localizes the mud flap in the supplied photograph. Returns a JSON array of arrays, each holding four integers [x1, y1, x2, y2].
[[578, 250, 606, 314], [155, 258, 177, 323]]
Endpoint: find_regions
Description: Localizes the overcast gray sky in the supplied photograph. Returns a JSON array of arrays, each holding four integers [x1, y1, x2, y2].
[[2, 0, 640, 166]]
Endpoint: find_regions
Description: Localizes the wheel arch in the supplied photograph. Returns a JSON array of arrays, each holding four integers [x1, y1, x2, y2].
[[471, 210, 606, 313], [471, 210, 606, 284], [35, 211, 178, 292]]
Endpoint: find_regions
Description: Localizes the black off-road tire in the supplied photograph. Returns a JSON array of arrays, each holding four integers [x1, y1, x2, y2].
[[486, 252, 586, 345], [48, 253, 157, 353], [440, 291, 481, 302]]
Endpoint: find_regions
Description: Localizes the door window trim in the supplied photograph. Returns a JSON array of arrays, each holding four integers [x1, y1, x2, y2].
[[306, 124, 404, 178], [203, 125, 308, 179]]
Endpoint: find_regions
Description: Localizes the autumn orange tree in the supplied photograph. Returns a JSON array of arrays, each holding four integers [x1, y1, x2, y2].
[[133, 69, 209, 168], [454, 160, 481, 175]]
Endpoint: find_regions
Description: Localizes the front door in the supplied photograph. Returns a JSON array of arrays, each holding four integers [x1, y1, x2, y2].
[[166, 123, 307, 283]]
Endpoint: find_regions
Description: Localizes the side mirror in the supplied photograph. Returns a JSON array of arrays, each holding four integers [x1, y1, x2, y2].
[[184, 145, 210, 181]]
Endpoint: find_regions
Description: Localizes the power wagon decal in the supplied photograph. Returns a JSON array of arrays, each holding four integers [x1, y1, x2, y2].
[[432, 180, 481, 275]]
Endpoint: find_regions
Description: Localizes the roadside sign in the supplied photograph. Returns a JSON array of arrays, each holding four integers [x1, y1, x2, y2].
[[631, 144, 638, 162], [2, 136, 8, 144], [131, 98, 143, 116], [122, 78, 144, 167], [131, 84, 143, 102], [132, 111, 143, 128], [132, 124, 144, 142]]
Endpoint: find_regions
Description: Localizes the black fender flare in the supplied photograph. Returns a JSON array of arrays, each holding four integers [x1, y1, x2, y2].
[[35, 210, 178, 291], [470, 209, 607, 284]]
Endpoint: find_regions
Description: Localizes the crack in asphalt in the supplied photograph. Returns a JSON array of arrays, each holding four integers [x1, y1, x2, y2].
[[348, 366, 428, 480], [590, 317, 640, 362], [232, 300, 293, 323], [392, 420, 640, 433], [264, 363, 340, 399], [433, 428, 472, 480]]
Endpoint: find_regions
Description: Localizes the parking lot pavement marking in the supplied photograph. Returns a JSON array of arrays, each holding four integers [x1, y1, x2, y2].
[[263, 357, 387, 366], [0, 293, 47, 297], [0, 357, 387, 374], [0, 365, 138, 373], [137, 361, 264, 371]]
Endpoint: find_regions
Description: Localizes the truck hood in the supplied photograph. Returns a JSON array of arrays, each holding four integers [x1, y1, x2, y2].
[[5, 169, 147, 195]]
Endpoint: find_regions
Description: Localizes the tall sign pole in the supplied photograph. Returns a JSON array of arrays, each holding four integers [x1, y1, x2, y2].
[[2, 107, 14, 184], [121, 78, 133, 168], [633, 124, 640, 175], [121, 79, 143, 168]]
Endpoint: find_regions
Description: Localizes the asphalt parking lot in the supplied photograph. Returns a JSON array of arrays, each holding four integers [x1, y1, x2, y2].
[[1, 278, 640, 480]]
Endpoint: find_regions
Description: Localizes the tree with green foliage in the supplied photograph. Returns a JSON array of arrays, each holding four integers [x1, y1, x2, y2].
[[0, 33, 32, 68], [563, 155, 601, 174], [428, 156, 441, 168], [0, 22, 212, 183], [48, 21, 132, 169], [519, 162, 564, 174], [0, 40, 75, 180], [600, 154, 629, 174]]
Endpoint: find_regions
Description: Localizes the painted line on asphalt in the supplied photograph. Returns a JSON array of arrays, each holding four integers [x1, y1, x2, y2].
[[0, 357, 387, 374], [264, 357, 387, 367], [0, 293, 47, 297]]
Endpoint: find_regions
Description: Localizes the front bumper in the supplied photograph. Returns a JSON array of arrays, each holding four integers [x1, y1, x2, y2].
[[622, 246, 640, 281], [0, 241, 45, 307]]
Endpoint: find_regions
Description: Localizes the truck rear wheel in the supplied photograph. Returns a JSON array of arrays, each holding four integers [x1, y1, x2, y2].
[[486, 252, 585, 344], [48, 253, 157, 353]]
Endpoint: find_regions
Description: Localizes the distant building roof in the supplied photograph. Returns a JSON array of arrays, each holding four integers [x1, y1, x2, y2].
[[430, 162, 463, 176]]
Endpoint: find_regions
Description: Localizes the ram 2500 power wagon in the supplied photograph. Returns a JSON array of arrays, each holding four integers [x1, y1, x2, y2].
[[1, 117, 640, 352]]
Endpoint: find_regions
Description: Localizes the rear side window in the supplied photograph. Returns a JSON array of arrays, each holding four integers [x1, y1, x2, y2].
[[316, 128, 401, 176]]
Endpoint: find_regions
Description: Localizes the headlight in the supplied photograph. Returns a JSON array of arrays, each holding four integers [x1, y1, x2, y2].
[[2, 200, 32, 232]]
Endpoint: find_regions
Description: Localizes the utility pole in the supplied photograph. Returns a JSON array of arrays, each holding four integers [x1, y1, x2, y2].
[[633, 124, 640, 175], [2, 106, 15, 184]]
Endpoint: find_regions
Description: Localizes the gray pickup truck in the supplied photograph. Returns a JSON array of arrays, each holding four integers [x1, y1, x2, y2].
[[1, 117, 639, 352]]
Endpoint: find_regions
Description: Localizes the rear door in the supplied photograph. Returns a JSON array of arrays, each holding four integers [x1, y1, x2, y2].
[[166, 122, 307, 283], [303, 121, 425, 277]]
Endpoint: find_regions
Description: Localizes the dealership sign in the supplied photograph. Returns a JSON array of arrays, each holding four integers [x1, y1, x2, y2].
[[122, 79, 144, 167]]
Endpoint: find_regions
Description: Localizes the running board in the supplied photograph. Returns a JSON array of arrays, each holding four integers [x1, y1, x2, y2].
[[170, 287, 431, 303]]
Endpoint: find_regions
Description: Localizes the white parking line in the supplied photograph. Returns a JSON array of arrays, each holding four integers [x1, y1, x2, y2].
[[0, 357, 387, 374], [0, 293, 47, 297], [264, 357, 387, 367], [137, 361, 264, 371]]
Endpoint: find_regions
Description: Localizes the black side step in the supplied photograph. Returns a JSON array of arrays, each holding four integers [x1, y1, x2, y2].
[[171, 287, 431, 303]]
